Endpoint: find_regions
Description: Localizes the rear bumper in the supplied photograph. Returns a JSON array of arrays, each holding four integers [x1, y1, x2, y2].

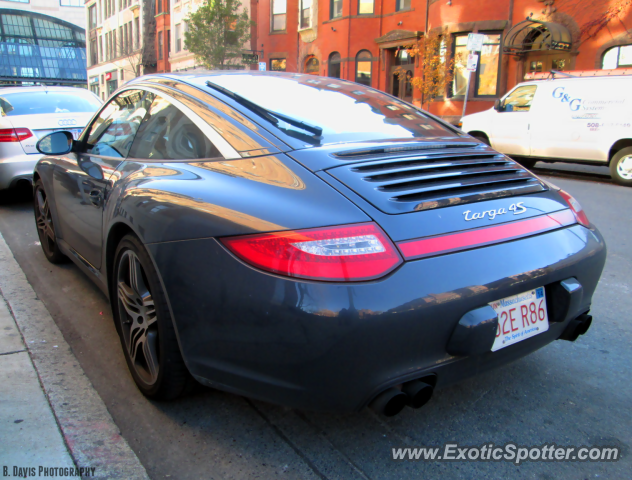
[[0, 152, 40, 189], [148, 224, 606, 412]]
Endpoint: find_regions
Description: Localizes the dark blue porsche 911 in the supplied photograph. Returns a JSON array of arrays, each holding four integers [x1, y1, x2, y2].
[[33, 72, 606, 416]]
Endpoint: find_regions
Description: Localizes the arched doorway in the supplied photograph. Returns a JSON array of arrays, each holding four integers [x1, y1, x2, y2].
[[355, 50, 373, 86], [305, 56, 319, 75], [328, 52, 341, 78], [503, 19, 573, 78]]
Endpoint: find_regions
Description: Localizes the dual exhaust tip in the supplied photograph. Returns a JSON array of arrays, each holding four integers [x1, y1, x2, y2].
[[369, 379, 434, 417], [559, 313, 592, 342], [371, 314, 592, 417]]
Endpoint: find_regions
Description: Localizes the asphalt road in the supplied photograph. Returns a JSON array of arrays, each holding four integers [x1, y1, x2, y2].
[[0, 173, 630, 479]]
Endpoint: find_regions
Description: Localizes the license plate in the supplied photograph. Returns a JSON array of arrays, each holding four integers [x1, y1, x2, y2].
[[68, 128, 83, 140], [490, 287, 549, 352]]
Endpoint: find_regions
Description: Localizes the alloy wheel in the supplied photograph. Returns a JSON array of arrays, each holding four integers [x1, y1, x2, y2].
[[35, 187, 57, 256], [116, 250, 160, 386]]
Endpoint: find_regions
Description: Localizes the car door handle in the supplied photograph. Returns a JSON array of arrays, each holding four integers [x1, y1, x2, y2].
[[89, 189, 102, 206]]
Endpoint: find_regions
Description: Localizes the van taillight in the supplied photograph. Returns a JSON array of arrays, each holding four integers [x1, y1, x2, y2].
[[0, 128, 33, 142]]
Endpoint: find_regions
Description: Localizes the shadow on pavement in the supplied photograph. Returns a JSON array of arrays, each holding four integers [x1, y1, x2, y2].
[[0, 184, 33, 206]]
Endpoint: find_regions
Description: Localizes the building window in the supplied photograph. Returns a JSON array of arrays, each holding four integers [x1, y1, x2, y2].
[[88, 5, 97, 30], [330, 0, 342, 19], [328, 52, 341, 78], [89, 38, 98, 66], [355, 50, 372, 86], [452, 35, 468, 97], [157, 0, 169, 14], [395, 0, 410, 12], [134, 17, 140, 49], [358, 0, 374, 14], [167, 29, 171, 55], [305, 56, 319, 74], [271, 0, 286, 32], [175, 24, 182, 52], [300, 0, 312, 29], [452, 33, 501, 97], [2, 0, 29, 3], [602, 45, 632, 69], [60, 0, 83, 6], [270, 58, 286, 71], [158, 31, 163, 60], [476, 33, 501, 96]]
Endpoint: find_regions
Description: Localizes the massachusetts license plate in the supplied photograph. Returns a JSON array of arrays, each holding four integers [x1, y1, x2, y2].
[[68, 128, 83, 140], [490, 287, 549, 352]]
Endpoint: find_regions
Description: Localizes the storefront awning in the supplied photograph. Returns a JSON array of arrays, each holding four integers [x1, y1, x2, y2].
[[503, 19, 572, 55]]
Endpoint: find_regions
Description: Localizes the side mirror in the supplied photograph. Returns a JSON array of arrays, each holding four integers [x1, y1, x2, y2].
[[493, 99, 503, 112], [36, 131, 74, 155]]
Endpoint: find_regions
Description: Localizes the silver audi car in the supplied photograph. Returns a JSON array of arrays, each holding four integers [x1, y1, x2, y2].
[[0, 86, 102, 190]]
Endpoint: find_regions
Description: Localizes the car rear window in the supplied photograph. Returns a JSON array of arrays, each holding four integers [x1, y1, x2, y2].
[[0, 90, 101, 117], [205, 75, 460, 145]]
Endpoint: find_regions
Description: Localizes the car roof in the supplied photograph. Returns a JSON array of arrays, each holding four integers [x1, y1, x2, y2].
[[0, 85, 88, 95], [131, 70, 361, 90]]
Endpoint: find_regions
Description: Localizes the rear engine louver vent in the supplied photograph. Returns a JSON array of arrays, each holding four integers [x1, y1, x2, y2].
[[326, 148, 548, 214]]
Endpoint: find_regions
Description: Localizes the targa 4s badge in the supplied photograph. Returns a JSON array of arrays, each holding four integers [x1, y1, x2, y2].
[[462, 202, 527, 221]]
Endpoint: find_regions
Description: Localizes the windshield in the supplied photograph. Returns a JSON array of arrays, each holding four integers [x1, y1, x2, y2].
[[0, 90, 102, 117], [204, 74, 459, 145]]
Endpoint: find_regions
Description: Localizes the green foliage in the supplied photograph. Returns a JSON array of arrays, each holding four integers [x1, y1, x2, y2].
[[184, 0, 254, 70]]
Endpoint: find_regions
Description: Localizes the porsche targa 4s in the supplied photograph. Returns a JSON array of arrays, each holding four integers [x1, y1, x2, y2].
[[33, 72, 606, 417]]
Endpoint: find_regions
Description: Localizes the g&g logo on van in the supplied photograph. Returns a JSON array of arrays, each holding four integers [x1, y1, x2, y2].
[[552, 87, 582, 112]]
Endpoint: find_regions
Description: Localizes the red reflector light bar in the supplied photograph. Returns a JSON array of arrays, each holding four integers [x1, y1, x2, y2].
[[397, 209, 577, 261], [221, 222, 403, 282], [0, 127, 33, 142]]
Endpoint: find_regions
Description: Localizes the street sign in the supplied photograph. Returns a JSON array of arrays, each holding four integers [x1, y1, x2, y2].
[[466, 53, 479, 72], [242, 53, 259, 64], [258, 62, 266, 71], [466, 33, 485, 52]]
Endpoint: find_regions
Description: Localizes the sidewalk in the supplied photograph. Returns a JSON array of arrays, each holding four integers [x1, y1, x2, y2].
[[0, 231, 149, 479]]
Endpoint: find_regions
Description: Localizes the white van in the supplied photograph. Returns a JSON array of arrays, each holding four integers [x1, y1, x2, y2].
[[461, 75, 632, 186]]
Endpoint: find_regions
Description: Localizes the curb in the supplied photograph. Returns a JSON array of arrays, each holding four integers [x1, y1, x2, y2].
[[0, 231, 149, 480]]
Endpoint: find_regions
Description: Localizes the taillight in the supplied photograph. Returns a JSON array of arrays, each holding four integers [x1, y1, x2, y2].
[[558, 190, 590, 227], [0, 127, 33, 142], [221, 222, 403, 282]]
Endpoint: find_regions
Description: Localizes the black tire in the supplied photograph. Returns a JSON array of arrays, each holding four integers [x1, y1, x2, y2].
[[33, 179, 68, 264], [514, 158, 537, 170], [470, 132, 490, 146], [609, 147, 632, 187], [112, 234, 190, 400]]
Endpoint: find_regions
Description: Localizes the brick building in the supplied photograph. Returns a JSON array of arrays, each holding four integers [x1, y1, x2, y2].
[[252, 0, 632, 123], [156, 0, 171, 72]]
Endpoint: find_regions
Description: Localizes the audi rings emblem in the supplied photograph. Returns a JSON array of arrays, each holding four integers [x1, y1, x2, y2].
[[58, 119, 77, 127]]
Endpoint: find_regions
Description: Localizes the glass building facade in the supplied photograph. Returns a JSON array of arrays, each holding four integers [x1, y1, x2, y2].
[[0, 9, 87, 86]]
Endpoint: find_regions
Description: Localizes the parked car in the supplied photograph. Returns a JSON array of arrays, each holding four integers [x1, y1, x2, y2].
[[461, 74, 632, 186], [32, 72, 606, 416], [0, 86, 102, 190]]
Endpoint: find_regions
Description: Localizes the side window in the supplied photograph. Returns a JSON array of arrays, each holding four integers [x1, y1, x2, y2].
[[502, 85, 537, 113], [85, 89, 155, 158], [128, 95, 222, 160]]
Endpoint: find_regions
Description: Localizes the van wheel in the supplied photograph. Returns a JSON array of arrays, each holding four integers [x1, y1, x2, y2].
[[610, 147, 632, 186], [470, 133, 490, 146]]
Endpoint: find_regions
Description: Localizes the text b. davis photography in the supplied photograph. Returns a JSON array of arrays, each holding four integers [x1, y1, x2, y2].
[[0, 0, 630, 478]]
